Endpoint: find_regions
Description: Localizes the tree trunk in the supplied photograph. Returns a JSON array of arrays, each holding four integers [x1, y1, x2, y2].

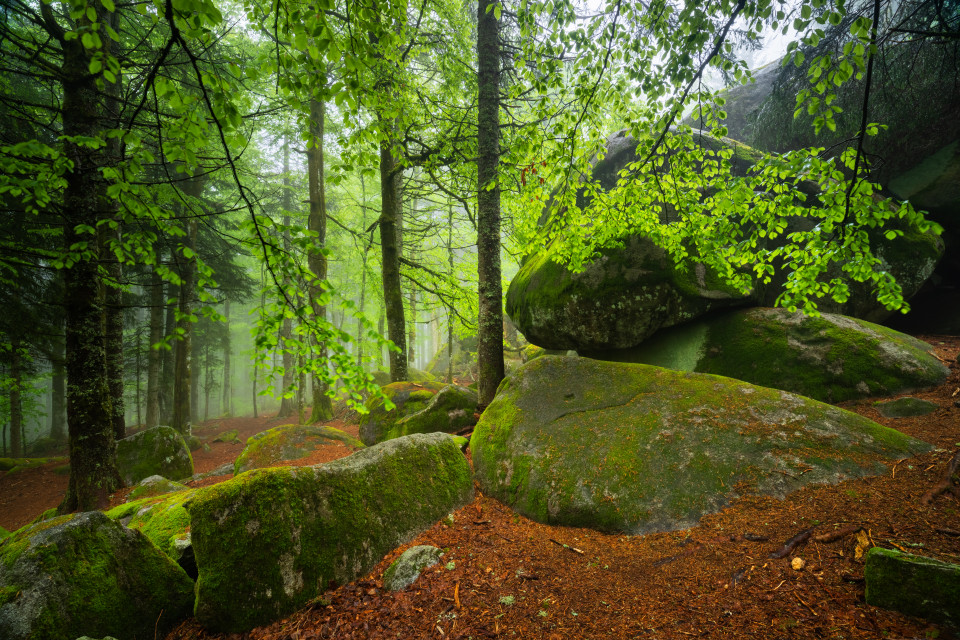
[[159, 279, 176, 424], [9, 338, 23, 457], [50, 338, 67, 443], [59, 4, 123, 510], [379, 136, 408, 382], [103, 226, 125, 441], [190, 315, 201, 422], [171, 211, 198, 436], [222, 298, 231, 417], [307, 98, 334, 423], [477, 0, 505, 407], [145, 264, 163, 428], [447, 204, 455, 384], [408, 290, 417, 369], [203, 336, 211, 421], [277, 134, 297, 418]]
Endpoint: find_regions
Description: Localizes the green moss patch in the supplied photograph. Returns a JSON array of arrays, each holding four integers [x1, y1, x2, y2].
[[0, 511, 193, 640], [875, 397, 940, 418], [127, 475, 190, 502], [116, 426, 194, 485], [589, 307, 949, 403], [187, 432, 474, 633], [213, 429, 240, 444], [865, 547, 960, 627], [471, 356, 930, 535], [234, 424, 365, 474], [105, 490, 194, 563], [0, 457, 67, 474], [359, 382, 478, 446]]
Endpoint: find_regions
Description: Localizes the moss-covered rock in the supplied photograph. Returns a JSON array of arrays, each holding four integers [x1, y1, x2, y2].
[[212, 429, 240, 444], [0, 528, 8, 541], [116, 426, 193, 486], [186, 432, 474, 633], [585, 307, 949, 403], [471, 356, 930, 535], [426, 335, 478, 379], [865, 547, 960, 627], [105, 490, 195, 576], [126, 475, 189, 502], [359, 382, 478, 446], [0, 511, 193, 640], [233, 424, 365, 474], [875, 397, 940, 418], [382, 545, 444, 591], [0, 457, 67, 474]]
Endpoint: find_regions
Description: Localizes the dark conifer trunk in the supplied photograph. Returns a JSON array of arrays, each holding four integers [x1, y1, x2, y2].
[[222, 299, 231, 417], [145, 264, 163, 428], [171, 215, 198, 435], [307, 98, 334, 422], [9, 338, 23, 457], [477, 0, 505, 407], [159, 280, 176, 424], [59, 3, 123, 510], [104, 227, 125, 441], [50, 337, 66, 442]]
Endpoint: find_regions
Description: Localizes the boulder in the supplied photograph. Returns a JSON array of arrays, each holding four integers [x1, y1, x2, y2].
[[865, 547, 960, 626], [116, 426, 193, 486], [383, 545, 444, 591], [426, 335, 478, 379], [471, 356, 929, 535], [507, 129, 943, 351], [584, 307, 949, 403], [0, 511, 193, 640], [233, 424, 365, 474], [875, 397, 940, 418], [212, 429, 240, 444], [105, 490, 195, 578], [360, 382, 478, 446], [186, 432, 474, 633], [126, 475, 189, 502]]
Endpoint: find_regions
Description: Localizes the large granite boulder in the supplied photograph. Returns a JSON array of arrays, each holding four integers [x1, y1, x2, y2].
[[125, 475, 189, 502], [471, 356, 929, 535], [360, 382, 478, 446], [234, 424, 364, 474], [186, 432, 474, 633], [116, 426, 193, 486], [0, 511, 193, 640], [584, 307, 949, 403], [105, 490, 195, 575], [865, 547, 960, 627], [507, 130, 942, 351], [382, 545, 445, 591]]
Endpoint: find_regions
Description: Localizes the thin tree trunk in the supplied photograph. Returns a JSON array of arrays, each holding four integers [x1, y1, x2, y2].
[[50, 339, 66, 443], [477, 0, 505, 407], [408, 290, 417, 369], [9, 338, 23, 458], [145, 264, 163, 428], [277, 134, 297, 418], [447, 204, 455, 384], [379, 137, 408, 382], [203, 337, 211, 421], [356, 175, 369, 369], [159, 279, 176, 424], [135, 328, 142, 427], [221, 298, 231, 417], [59, 1, 123, 510], [171, 207, 198, 436], [190, 316, 201, 422], [307, 98, 334, 423], [103, 226, 125, 440]]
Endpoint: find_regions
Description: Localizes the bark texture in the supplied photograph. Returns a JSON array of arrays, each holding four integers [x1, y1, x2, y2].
[[145, 265, 163, 428], [477, 0, 505, 407]]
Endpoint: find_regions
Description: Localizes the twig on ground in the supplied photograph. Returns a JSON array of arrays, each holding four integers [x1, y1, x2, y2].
[[549, 538, 584, 554], [813, 525, 861, 544], [769, 527, 815, 559], [921, 450, 960, 505]]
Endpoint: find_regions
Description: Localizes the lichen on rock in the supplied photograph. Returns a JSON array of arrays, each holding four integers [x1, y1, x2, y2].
[[187, 432, 474, 633], [471, 356, 930, 535], [0, 511, 193, 640], [233, 424, 365, 474], [116, 426, 193, 486], [359, 382, 478, 446], [382, 545, 444, 591]]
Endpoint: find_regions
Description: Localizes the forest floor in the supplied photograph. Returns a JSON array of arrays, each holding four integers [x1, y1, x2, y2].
[[2, 337, 959, 639]]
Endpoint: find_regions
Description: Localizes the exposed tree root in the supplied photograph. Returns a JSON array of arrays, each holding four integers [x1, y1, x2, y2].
[[921, 450, 960, 505]]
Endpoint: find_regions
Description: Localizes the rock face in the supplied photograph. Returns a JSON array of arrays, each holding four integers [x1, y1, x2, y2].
[[584, 308, 949, 403], [382, 545, 444, 591], [116, 426, 193, 486], [187, 432, 474, 633], [126, 475, 189, 502], [360, 382, 478, 446], [0, 511, 194, 640], [234, 425, 365, 474], [865, 548, 960, 626], [471, 357, 929, 535]]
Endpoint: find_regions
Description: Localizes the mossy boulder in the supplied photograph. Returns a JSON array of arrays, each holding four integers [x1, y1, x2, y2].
[[126, 475, 189, 502], [585, 307, 949, 403], [0, 528, 8, 541], [426, 335, 478, 379], [0, 457, 67, 474], [233, 424, 365, 474], [116, 426, 193, 486], [0, 511, 194, 640], [212, 429, 240, 444], [186, 432, 474, 633], [359, 382, 478, 446], [105, 490, 195, 576], [865, 547, 960, 627], [875, 397, 940, 418], [471, 356, 930, 535], [382, 545, 444, 591]]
